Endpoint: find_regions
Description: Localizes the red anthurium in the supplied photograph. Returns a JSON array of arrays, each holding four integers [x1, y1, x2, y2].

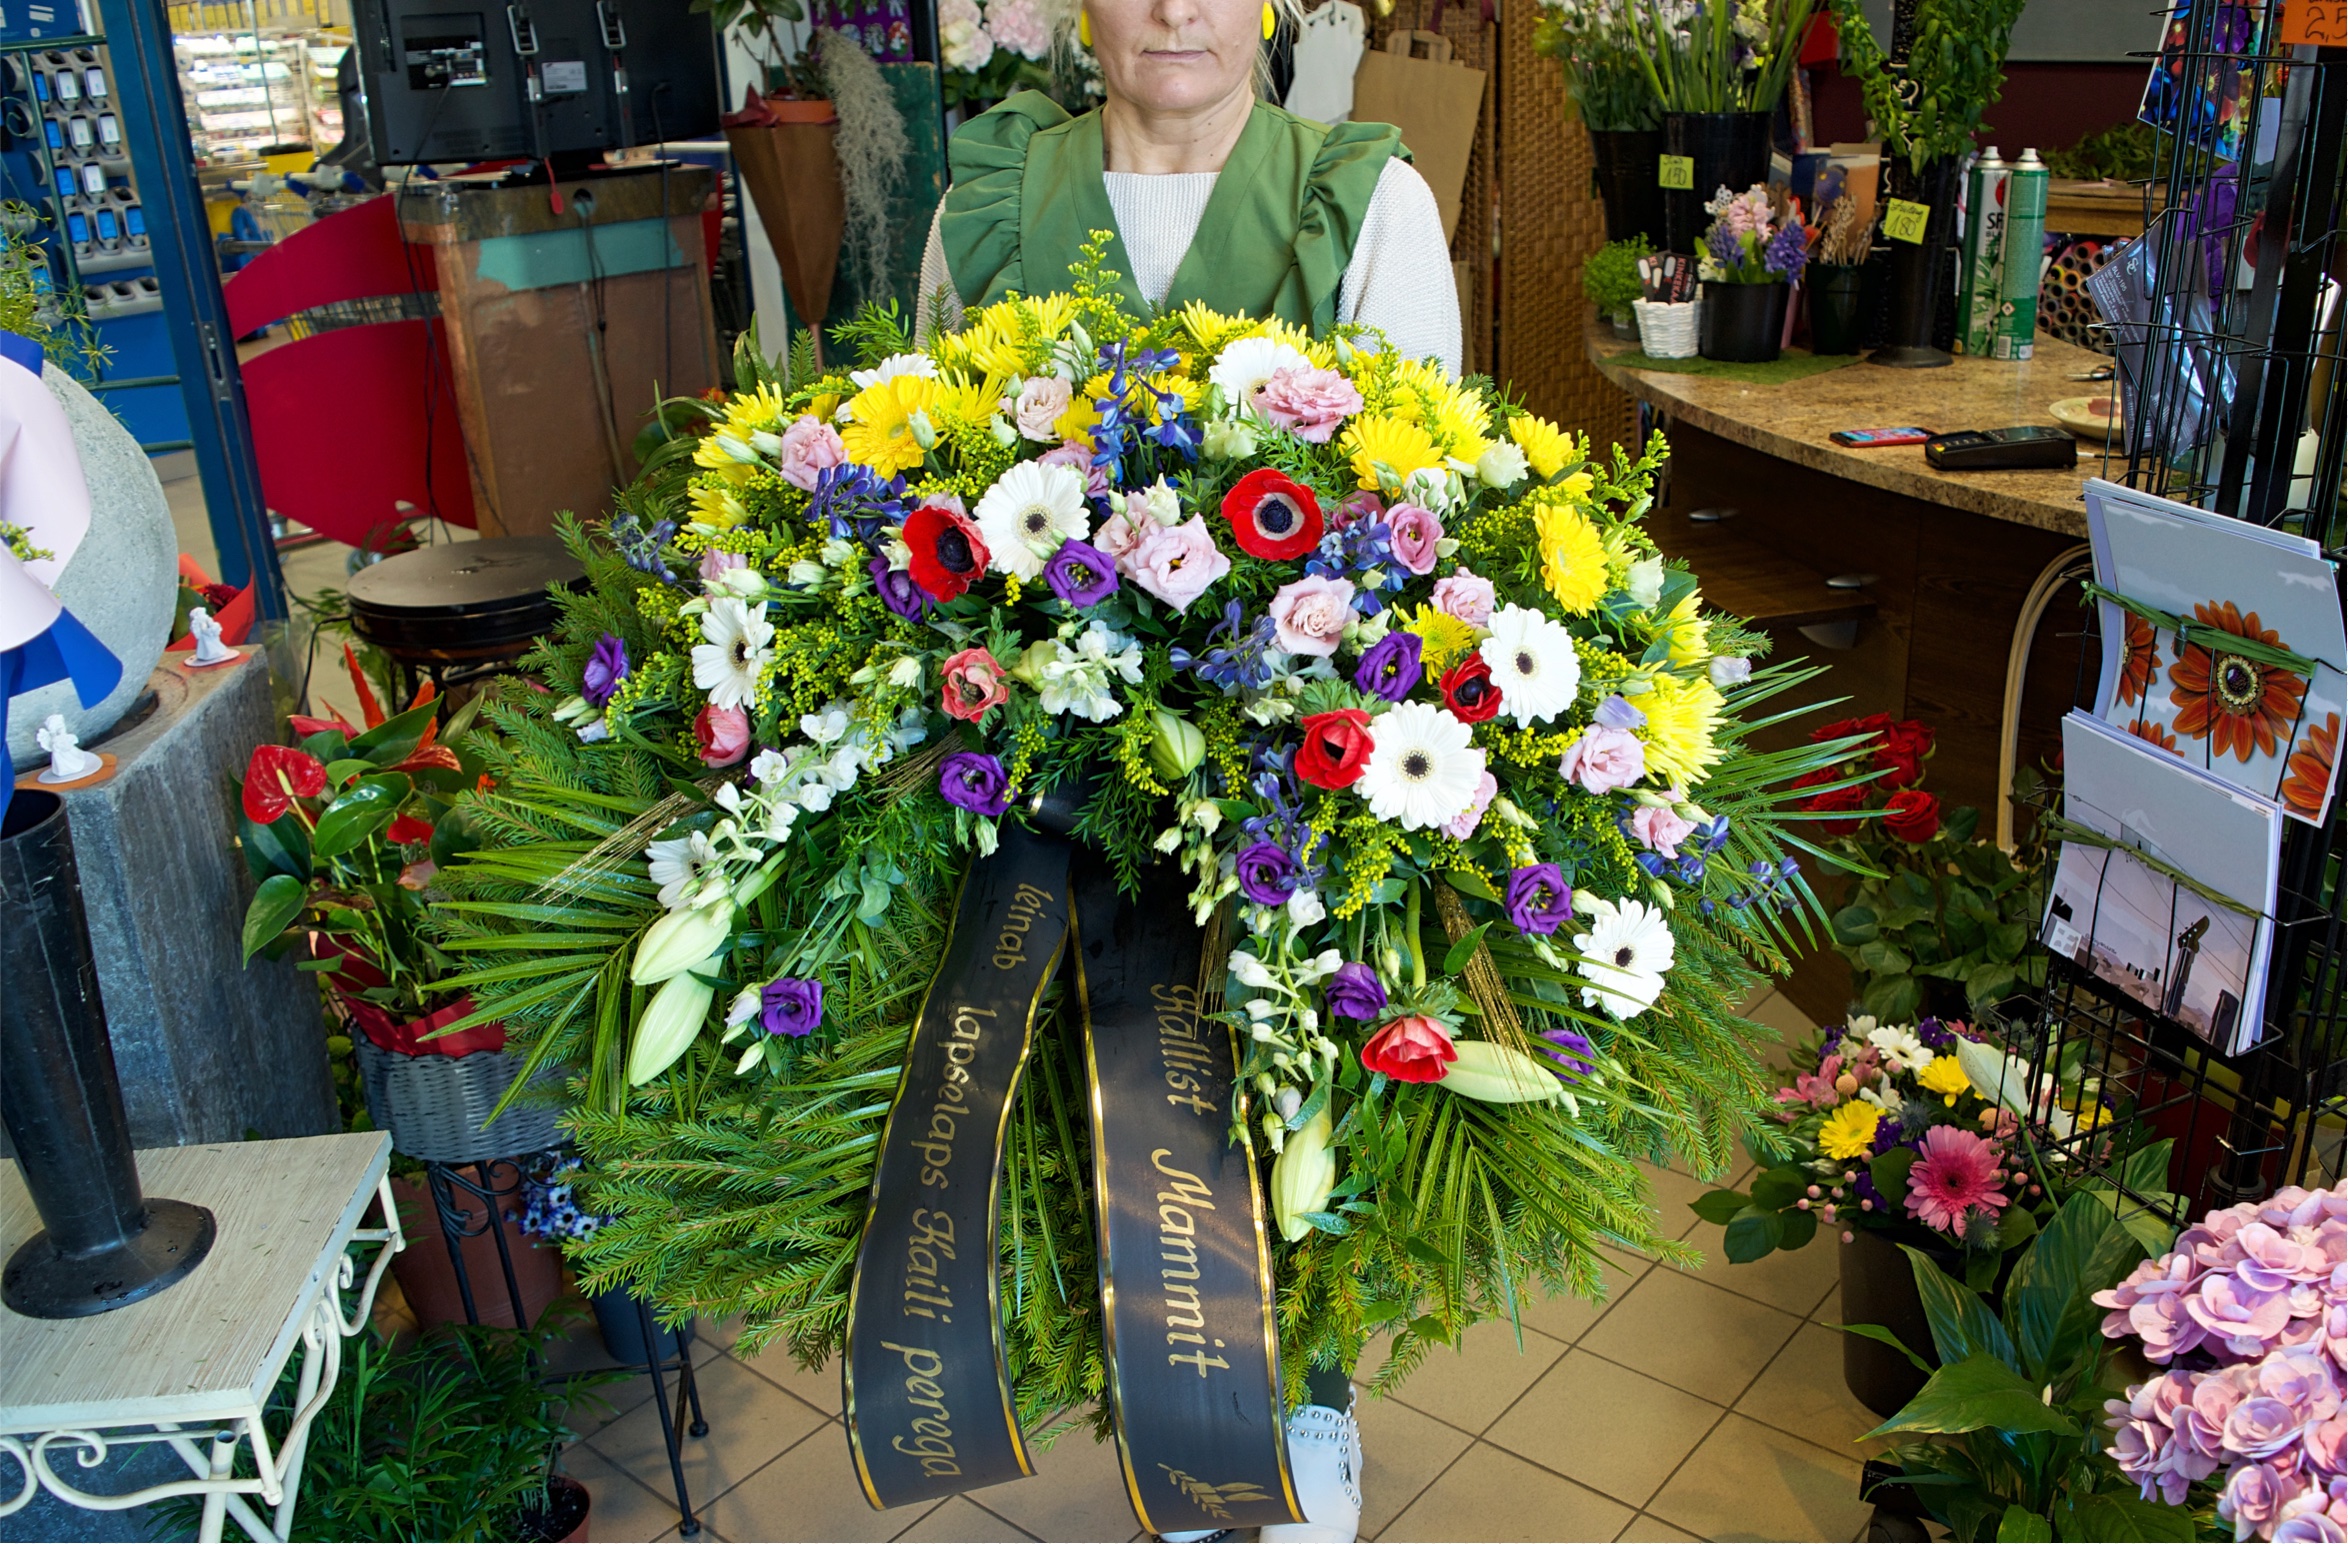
[[1294, 708, 1374, 789], [386, 814, 437, 847], [393, 743, 464, 774], [243, 744, 328, 824], [1221, 468, 1324, 561], [904, 498, 992, 602]]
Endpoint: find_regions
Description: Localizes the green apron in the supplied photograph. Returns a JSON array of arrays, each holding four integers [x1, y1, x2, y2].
[[937, 92, 1404, 333]]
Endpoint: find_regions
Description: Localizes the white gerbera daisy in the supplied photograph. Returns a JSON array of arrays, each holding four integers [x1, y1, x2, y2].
[[975, 460, 1091, 581], [646, 830, 719, 910], [1208, 335, 1312, 410], [848, 351, 941, 390], [1356, 702, 1486, 831], [1478, 604, 1583, 727], [691, 596, 774, 711], [1867, 1025, 1932, 1076], [1573, 896, 1675, 1019]]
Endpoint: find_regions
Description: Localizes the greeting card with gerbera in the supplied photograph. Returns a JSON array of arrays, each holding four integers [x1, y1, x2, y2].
[[2084, 480, 2347, 826]]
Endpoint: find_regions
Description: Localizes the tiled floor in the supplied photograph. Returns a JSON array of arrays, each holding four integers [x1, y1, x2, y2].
[[558, 991, 1883, 1544]]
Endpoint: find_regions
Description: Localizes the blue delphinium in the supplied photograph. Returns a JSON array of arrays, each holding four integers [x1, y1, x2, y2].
[[809, 463, 908, 544], [608, 512, 678, 581]]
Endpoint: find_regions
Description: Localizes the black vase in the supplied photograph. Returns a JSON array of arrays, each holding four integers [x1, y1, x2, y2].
[[1872, 156, 1964, 369], [1699, 280, 1788, 363], [1662, 111, 1771, 255], [1, 791, 216, 1318], [1588, 126, 1666, 247], [592, 1285, 695, 1365], [1839, 1227, 1938, 1417], [1808, 263, 1868, 355]]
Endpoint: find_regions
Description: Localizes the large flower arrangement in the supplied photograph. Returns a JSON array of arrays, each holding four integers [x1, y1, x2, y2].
[[1531, 0, 1662, 132], [435, 251, 1853, 1421], [2097, 1185, 2345, 1542]]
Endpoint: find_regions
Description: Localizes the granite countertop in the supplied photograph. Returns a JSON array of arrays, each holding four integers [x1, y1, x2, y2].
[[1586, 317, 2119, 537]]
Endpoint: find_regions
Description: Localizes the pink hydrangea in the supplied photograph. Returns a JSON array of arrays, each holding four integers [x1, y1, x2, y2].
[[1254, 365, 1362, 443], [983, 0, 1052, 59], [775, 415, 846, 492]]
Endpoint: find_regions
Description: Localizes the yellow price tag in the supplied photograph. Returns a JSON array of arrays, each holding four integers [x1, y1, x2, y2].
[[1884, 199, 1932, 245], [1657, 155, 1695, 191]]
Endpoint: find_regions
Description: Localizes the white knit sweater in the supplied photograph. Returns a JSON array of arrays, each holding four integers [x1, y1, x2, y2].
[[915, 156, 1461, 374]]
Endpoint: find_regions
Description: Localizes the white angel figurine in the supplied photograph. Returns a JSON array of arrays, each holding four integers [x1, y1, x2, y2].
[[36, 711, 100, 782], [186, 606, 237, 665]]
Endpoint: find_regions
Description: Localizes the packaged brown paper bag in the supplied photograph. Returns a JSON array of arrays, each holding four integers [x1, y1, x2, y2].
[[1349, 29, 1485, 242]]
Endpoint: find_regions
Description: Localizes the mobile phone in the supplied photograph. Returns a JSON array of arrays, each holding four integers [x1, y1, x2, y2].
[[1830, 426, 1933, 447]]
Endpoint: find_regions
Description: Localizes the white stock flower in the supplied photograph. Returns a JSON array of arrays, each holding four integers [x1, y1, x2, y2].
[[1036, 618, 1142, 722]]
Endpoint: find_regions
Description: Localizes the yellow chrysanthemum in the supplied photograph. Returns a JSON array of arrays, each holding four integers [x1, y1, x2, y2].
[[1918, 1056, 1972, 1106], [1820, 1102, 1881, 1160], [1403, 605, 1481, 673], [717, 381, 791, 439], [841, 375, 940, 476], [1053, 373, 1111, 445], [928, 374, 996, 431], [1179, 300, 1253, 355], [1535, 500, 1609, 614], [1386, 359, 1490, 457], [1342, 414, 1443, 490], [1638, 671, 1725, 787], [1660, 590, 1711, 669], [1510, 414, 1577, 480], [687, 483, 747, 529]]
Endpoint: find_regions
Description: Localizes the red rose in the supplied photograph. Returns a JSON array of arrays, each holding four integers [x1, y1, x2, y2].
[[694, 705, 750, 767], [387, 814, 436, 847], [904, 496, 991, 603], [1882, 789, 1942, 843], [242, 744, 327, 824], [1221, 468, 1324, 561], [1811, 712, 1895, 747], [1439, 655, 1503, 725], [1360, 1014, 1459, 1083], [1874, 719, 1936, 789], [1295, 709, 1374, 789], [1791, 768, 1869, 838]]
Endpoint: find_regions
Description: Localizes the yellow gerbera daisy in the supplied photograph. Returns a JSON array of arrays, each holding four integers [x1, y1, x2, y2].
[[1820, 1101, 1882, 1160], [1342, 414, 1443, 490], [1510, 414, 1577, 480], [1535, 500, 1609, 614], [1638, 670, 1726, 787], [716, 381, 791, 439], [841, 375, 941, 477], [1917, 1056, 1972, 1106], [687, 482, 747, 529], [1403, 605, 1482, 673]]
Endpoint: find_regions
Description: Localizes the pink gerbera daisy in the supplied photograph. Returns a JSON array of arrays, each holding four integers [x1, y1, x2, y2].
[[1904, 1126, 2011, 1237]]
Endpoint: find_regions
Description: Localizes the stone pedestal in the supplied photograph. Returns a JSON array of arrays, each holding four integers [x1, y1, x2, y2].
[[22, 655, 334, 1150]]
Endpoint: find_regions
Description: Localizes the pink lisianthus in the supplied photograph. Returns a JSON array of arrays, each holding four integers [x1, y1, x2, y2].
[[1439, 770, 1497, 839], [1254, 365, 1362, 443], [1431, 567, 1496, 626], [1333, 489, 1384, 530], [1267, 574, 1355, 656], [1094, 506, 1149, 564], [1387, 502, 1444, 575], [1011, 375, 1071, 442], [1902, 1124, 2009, 1237], [1041, 440, 1112, 501], [775, 415, 847, 492], [1557, 725, 1646, 795], [699, 548, 747, 583], [1630, 801, 1698, 859], [1126, 516, 1230, 615]]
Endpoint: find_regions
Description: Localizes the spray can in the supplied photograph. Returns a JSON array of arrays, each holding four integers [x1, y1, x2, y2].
[[1957, 147, 2008, 356], [1991, 149, 2049, 361]]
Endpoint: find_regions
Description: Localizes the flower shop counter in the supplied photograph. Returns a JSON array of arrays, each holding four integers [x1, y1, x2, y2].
[[1583, 317, 2102, 1027]]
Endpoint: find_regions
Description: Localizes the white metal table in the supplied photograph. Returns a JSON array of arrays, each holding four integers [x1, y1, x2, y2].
[[0, 1132, 403, 1543]]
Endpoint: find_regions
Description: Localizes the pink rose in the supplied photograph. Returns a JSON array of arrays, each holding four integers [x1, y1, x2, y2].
[[1432, 568, 1496, 627], [1440, 770, 1498, 839], [1630, 802, 1698, 859], [1013, 376, 1071, 443], [940, 647, 1009, 723], [1040, 441, 1111, 502], [699, 548, 747, 583], [693, 704, 750, 767], [1095, 507, 1149, 563], [775, 415, 846, 492], [1268, 574, 1355, 657], [1126, 516, 1231, 616], [1254, 365, 1362, 443], [1557, 725, 1646, 794], [1387, 502, 1444, 576]]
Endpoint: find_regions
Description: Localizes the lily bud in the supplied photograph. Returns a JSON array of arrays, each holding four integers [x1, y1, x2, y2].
[[1270, 1107, 1336, 1241], [990, 412, 1018, 447], [1147, 709, 1207, 780], [626, 963, 718, 1086], [1007, 639, 1059, 688], [630, 900, 735, 984]]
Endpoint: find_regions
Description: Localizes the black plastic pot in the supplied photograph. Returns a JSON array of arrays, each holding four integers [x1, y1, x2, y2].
[[1699, 280, 1789, 363], [592, 1285, 695, 1366], [1808, 263, 1868, 354], [1872, 156, 1963, 369], [1838, 1227, 1940, 1417], [1662, 111, 1771, 254], [1588, 126, 1666, 247]]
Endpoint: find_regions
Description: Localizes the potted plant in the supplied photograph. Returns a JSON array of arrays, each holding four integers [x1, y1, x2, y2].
[[520, 1154, 697, 1367], [1806, 164, 1874, 354], [1627, 0, 1815, 253], [1826, 0, 2030, 367], [1790, 714, 2048, 1025], [1584, 235, 1652, 339], [1844, 1191, 2193, 1541], [1532, 0, 1664, 244], [1695, 183, 1806, 362]]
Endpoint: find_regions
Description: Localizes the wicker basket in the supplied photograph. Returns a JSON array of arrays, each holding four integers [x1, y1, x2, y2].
[[1634, 298, 1704, 359], [356, 1038, 562, 1164]]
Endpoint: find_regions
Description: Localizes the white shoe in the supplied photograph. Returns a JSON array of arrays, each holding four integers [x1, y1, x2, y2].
[[1260, 1401, 1363, 1543]]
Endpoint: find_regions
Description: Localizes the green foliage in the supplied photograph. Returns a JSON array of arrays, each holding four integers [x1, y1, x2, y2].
[[2041, 119, 2167, 182], [0, 209, 107, 380], [1583, 237, 1653, 320], [1629, 0, 1815, 114], [1530, 5, 1661, 131], [1829, 0, 2031, 171]]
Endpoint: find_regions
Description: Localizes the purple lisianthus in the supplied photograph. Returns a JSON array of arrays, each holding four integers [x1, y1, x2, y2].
[[1541, 1025, 1596, 1082], [1325, 962, 1388, 1021], [1593, 693, 1646, 731], [1235, 841, 1302, 906], [939, 751, 1011, 817], [1915, 1016, 1955, 1050], [1504, 863, 1573, 935], [1043, 538, 1119, 607], [761, 976, 823, 1037], [1353, 629, 1424, 703], [583, 632, 629, 707], [869, 557, 926, 621]]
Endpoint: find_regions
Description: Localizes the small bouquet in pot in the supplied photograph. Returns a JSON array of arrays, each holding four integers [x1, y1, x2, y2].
[[1697, 182, 1810, 285]]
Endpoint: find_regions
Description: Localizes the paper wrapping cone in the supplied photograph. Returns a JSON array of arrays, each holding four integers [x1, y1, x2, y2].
[[727, 116, 846, 338]]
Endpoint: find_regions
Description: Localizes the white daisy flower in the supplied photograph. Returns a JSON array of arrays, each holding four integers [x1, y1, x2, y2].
[[1867, 1025, 1933, 1076], [1573, 896, 1675, 1019], [1208, 335, 1312, 409], [647, 830, 720, 910], [848, 352, 941, 390], [1037, 618, 1143, 722], [1355, 702, 1486, 831], [691, 597, 774, 711], [1477, 604, 1584, 727], [975, 460, 1091, 581]]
